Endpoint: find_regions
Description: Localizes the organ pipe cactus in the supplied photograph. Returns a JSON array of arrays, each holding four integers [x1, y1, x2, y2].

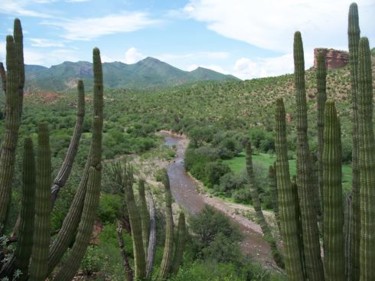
[[29, 124, 51, 281], [171, 212, 186, 275], [316, 50, 327, 216], [274, 98, 304, 280], [348, 3, 361, 280], [138, 179, 150, 256], [245, 141, 284, 268], [357, 37, 375, 281], [0, 19, 24, 230], [158, 169, 175, 280], [322, 101, 344, 281], [0, 19, 104, 280], [293, 31, 324, 281]]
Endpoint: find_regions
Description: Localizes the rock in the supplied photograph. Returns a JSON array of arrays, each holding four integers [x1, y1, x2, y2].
[[314, 48, 349, 69]]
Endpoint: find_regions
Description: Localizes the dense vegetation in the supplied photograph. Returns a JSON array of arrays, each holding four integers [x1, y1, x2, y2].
[[1, 2, 375, 281]]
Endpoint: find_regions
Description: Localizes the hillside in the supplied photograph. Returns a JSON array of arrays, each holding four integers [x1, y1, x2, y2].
[[24, 57, 239, 92]]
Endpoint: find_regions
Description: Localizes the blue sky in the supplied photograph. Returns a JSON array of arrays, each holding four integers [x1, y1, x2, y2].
[[0, 0, 374, 79]]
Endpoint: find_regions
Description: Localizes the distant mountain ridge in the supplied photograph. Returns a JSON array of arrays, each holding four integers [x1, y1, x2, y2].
[[25, 57, 239, 91]]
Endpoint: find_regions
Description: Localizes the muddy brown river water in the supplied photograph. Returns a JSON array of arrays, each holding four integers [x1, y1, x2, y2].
[[162, 132, 279, 269]]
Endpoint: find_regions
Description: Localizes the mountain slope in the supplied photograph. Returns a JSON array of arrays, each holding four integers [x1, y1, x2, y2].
[[25, 57, 239, 91]]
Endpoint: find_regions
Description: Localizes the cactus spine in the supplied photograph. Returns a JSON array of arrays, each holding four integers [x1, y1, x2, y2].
[[274, 98, 304, 280], [293, 31, 324, 281], [29, 124, 51, 281], [322, 101, 344, 281], [348, 3, 361, 280], [357, 37, 375, 281]]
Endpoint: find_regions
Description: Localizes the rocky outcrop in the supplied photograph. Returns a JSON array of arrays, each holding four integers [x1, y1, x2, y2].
[[314, 48, 349, 69]]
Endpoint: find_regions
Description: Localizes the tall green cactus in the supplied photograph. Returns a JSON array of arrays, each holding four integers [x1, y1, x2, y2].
[[48, 48, 103, 274], [158, 169, 174, 280], [123, 164, 146, 280], [348, 3, 361, 280], [274, 98, 304, 280], [357, 37, 375, 281], [293, 31, 324, 281], [0, 20, 24, 229], [171, 212, 186, 275], [322, 101, 344, 281], [316, 50, 327, 216], [29, 124, 51, 281], [14, 138, 36, 280], [138, 179, 150, 256], [245, 141, 284, 268]]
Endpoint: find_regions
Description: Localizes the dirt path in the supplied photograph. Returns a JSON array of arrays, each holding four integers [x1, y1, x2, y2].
[[161, 131, 278, 268]]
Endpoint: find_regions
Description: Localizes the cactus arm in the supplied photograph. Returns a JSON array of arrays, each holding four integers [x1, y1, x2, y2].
[[293, 31, 324, 281], [138, 179, 150, 256], [316, 50, 327, 217], [158, 170, 174, 280], [51, 80, 85, 206], [322, 101, 345, 281], [14, 138, 36, 278], [348, 3, 361, 280], [274, 98, 305, 280], [29, 124, 51, 281], [0, 34, 22, 229], [13, 18, 24, 116], [0, 62, 5, 93], [245, 141, 284, 268], [123, 164, 146, 280], [117, 220, 134, 281], [48, 48, 103, 274], [357, 37, 375, 281], [52, 167, 101, 281], [146, 191, 156, 279], [171, 212, 186, 275]]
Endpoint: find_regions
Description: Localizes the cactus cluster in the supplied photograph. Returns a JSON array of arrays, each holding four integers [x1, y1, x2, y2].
[[112, 164, 186, 281], [274, 3, 374, 280], [0, 19, 104, 281]]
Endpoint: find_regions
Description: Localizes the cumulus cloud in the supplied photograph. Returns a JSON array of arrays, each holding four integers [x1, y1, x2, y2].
[[43, 12, 162, 40], [183, 0, 375, 52], [124, 47, 145, 64], [24, 48, 80, 66], [233, 51, 314, 80]]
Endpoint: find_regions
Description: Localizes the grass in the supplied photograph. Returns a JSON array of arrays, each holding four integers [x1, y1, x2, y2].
[[225, 152, 352, 192]]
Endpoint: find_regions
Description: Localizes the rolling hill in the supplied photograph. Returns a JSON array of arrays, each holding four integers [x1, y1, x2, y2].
[[24, 57, 239, 92]]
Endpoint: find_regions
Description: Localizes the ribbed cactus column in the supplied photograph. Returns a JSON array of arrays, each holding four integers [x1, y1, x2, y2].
[[293, 31, 324, 281], [322, 101, 344, 281], [357, 37, 375, 281], [48, 48, 103, 274], [13, 18, 24, 115], [123, 165, 146, 280], [316, 51, 327, 216], [158, 170, 174, 280], [29, 124, 51, 281], [53, 167, 101, 281], [171, 212, 186, 275], [274, 98, 304, 280], [51, 80, 85, 205], [245, 141, 284, 268], [14, 138, 36, 279], [0, 32, 23, 229], [348, 3, 361, 280], [138, 179, 150, 256]]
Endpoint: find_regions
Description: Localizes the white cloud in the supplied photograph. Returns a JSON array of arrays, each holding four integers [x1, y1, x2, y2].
[[124, 47, 145, 64], [184, 0, 375, 53], [43, 12, 161, 40], [24, 48, 80, 66], [233, 51, 314, 80], [65, 0, 91, 2], [30, 38, 65, 48], [0, 0, 52, 18]]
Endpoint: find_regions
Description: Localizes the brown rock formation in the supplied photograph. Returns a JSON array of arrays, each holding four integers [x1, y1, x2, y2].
[[314, 48, 349, 69]]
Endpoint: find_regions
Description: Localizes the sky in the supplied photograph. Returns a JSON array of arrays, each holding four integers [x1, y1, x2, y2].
[[0, 0, 374, 80]]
